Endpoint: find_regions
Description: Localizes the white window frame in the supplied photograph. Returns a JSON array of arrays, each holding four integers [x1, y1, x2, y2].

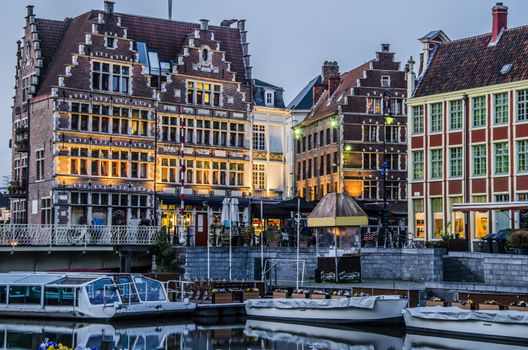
[[429, 102, 443, 133], [517, 139, 528, 174], [429, 148, 443, 180], [471, 95, 487, 129], [449, 99, 463, 130], [493, 92, 509, 125], [381, 75, 391, 88], [516, 89, 528, 123], [494, 141, 509, 175], [412, 105, 424, 134], [449, 146, 463, 179], [471, 143, 487, 177]]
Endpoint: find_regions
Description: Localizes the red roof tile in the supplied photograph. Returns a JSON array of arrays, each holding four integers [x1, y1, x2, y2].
[[414, 25, 528, 97]]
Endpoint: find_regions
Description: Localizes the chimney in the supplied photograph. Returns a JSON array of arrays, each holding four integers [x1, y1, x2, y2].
[[26, 5, 34, 17], [381, 43, 390, 53], [313, 84, 326, 103], [200, 19, 209, 31], [322, 61, 340, 96], [491, 2, 508, 44], [221, 19, 237, 27], [104, 0, 115, 13]]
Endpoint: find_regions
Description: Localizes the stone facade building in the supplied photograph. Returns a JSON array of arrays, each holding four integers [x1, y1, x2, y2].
[[295, 45, 408, 224], [10, 1, 253, 242], [407, 3, 528, 250]]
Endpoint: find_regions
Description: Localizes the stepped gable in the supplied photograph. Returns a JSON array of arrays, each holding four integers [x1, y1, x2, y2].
[[304, 62, 370, 123], [34, 9, 247, 96], [414, 25, 528, 97]]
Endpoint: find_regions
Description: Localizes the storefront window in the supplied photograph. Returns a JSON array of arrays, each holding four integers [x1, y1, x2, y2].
[[449, 197, 464, 239], [431, 198, 443, 239], [473, 195, 488, 239], [413, 199, 425, 238]]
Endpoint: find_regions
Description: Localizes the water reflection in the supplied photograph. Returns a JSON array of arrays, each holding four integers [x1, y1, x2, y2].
[[0, 318, 526, 350]]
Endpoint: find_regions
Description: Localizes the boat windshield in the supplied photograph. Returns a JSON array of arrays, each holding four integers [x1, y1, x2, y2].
[[115, 276, 140, 304], [8, 286, 41, 304], [133, 277, 166, 302], [85, 278, 120, 305]]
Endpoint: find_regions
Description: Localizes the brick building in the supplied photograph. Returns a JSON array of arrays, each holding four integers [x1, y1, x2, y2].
[[407, 3, 528, 250], [295, 45, 408, 224], [10, 1, 252, 243]]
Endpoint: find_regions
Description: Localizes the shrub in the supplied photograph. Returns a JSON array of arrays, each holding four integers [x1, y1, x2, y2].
[[509, 231, 528, 249]]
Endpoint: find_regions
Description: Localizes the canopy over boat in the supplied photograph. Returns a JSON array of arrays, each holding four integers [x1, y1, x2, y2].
[[405, 307, 528, 325], [246, 296, 389, 310]]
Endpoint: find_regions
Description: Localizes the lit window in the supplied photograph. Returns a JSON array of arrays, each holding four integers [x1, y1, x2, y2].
[[449, 196, 464, 238], [413, 199, 425, 238], [472, 195, 488, 239], [431, 198, 444, 239], [367, 97, 382, 114], [187, 81, 221, 107]]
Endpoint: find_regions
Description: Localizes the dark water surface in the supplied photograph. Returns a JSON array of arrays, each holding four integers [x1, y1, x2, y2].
[[1, 318, 527, 350]]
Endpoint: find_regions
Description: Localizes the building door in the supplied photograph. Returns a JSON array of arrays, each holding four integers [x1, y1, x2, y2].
[[195, 213, 208, 246]]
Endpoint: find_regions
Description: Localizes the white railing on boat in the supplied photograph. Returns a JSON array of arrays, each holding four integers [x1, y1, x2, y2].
[[0, 225, 162, 247]]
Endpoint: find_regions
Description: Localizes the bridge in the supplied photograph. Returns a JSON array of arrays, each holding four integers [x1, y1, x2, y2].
[[0, 225, 163, 272]]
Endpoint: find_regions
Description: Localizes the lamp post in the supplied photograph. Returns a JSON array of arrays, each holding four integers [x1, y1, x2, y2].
[[331, 116, 340, 194], [293, 126, 302, 198], [381, 89, 394, 245]]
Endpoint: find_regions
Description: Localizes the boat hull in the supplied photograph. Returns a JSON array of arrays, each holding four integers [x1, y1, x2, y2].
[[403, 309, 528, 342], [246, 298, 408, 325]]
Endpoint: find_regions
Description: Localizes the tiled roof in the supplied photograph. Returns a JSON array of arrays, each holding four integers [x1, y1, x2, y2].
[[36, 10, 247, 96], [414, 25, 528, 97], [304, 62, 370, 123], [287, 75, 321, 111]]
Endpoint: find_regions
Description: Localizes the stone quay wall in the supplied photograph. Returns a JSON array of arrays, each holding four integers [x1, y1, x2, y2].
[[185, 247, 320, 281], [360, 248, 445, 282]]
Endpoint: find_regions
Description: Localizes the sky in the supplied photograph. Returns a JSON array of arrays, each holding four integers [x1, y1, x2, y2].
[[1, 0, 528, 180]]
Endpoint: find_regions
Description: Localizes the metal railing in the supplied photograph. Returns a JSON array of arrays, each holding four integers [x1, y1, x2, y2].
[[0, 224, 161, 247]]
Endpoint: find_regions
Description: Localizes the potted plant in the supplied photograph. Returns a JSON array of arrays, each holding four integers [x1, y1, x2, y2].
[[426, 296, 445, 307], [243, 287, 260, 301], [309, 290, 328, 299], [291, 289, 308, 299], [331, 290, 351, 299], [266, 230, 279, 247], [478, 299, 502, 310], [299, 235, 309, 248], [272, 288, 288, 298], [509, 299, 528, 311], [509, 231, 528, 255], [353, 291, 370, 297], [211, 288, 233, 304], [451, 299, 474, 310]]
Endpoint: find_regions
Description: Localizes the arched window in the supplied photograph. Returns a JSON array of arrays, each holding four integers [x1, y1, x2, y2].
[[201, 48, 209, 62]]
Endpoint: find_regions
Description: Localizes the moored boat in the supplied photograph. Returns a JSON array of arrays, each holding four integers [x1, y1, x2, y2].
[[404, 332, 528, 350], [245, 295, 408, 324], [0, 272, 195, 320], [403, 306, 528, 342]]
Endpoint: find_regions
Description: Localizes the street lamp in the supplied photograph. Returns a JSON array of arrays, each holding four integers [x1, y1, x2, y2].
[[331, 116, 340, 193], [292, 126, 303, 198], [381, 89, 393, 245]]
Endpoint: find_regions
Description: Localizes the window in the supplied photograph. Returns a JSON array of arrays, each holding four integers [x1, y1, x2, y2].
[[130, 152, 148, 179], [161, 157, 177, 183], [449, 197, 464, 238], [412, 105, 424, 134], [517, 89, 528, 122], [92, 61, 129, 93], [229, 163, 244, 186], [105, 36, 115, 49], [363, 125, 377, 142], [473, 195, 488, 238], [386, 181, 399, 200], [36, 149, 44, 181], [212, 161, 227, 185], [413, 199, 425, 238], [367, 97, 382, 114], [518, 140, 528, 173], [196, 119, 211, 145], [363, 153, 377, 170], [385, 153, 399, 170], [430, 103, 443, 132], [381, 75, 390, 87], [319, 155, 325, 175], [195, 161, 210, 184], [449, 100, 463, 130], [161, 116, 178, 142], [494, 142, 509, 175], [252, 125, 265, 150], [449, 147, 463, 178], [472, 144, 487, 176], [431, 198, 444, 239], [472, 96, 486, 128], [212, 121, 228, 146], [363, 180, 377, 199], [229, 123, 244, 148], [41, 197, 52, 224], [385, 125, 399, 143], [412, 150, 424, 180], [265, 91, 274, 106], [430, 149, 443, 179], [253, 164, 265, 190], [494, 92, 509, 125], [186, 81, 221, 107]]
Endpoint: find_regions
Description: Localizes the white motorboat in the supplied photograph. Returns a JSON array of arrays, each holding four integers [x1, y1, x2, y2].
[[404, 332, 528, 350], [245, 319, 404, 350], [403, 306, 528, 342], [245, 295, 408, 324], [0, 272, 195, 320]]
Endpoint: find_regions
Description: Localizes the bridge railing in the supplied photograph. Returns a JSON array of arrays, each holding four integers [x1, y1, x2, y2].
[[0, 225, 162, 247]]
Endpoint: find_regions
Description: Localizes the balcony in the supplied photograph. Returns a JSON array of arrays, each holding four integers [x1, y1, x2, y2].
[[7, 181, 27, 198]]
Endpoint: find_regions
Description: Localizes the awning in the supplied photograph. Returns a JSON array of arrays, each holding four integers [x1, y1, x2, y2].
[[158, 194, 250, 208], [452, 201, 528, 212], [307, 193, 368, 228]]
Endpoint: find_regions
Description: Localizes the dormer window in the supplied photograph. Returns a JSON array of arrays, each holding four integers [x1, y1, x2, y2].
[[265, 91, 274, 107], [105, 37, 115, 49], [381, 75, 391, 88]]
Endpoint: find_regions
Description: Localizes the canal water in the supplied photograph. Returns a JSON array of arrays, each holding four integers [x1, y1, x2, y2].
[[1, 318, 527, 350]]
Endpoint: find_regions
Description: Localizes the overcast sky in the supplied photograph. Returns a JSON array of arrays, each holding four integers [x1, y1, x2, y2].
[[1, 0, 527, 179]]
